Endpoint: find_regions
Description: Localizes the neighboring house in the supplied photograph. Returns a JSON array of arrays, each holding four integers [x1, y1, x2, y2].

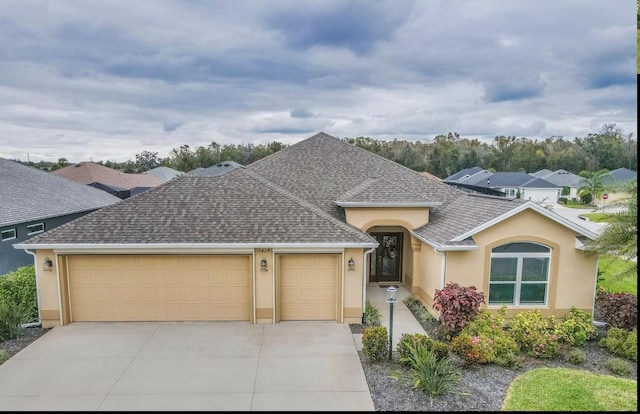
[[187, 161, 244, 177], [0, 158, 120, 275], [604, 167, 637, 186], [446, 169, 561, 204], [143, 166, 184, 182], [531, 169, 582, 200], [16, 133, 599, 329], [51, 162, 164, 199]]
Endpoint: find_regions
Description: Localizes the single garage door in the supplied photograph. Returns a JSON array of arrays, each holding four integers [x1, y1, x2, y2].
[[68, 255, 251, 322], [280, 254, 338, 321]]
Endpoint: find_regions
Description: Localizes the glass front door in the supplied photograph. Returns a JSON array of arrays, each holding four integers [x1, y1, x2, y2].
[[369, 232, 402, 282]]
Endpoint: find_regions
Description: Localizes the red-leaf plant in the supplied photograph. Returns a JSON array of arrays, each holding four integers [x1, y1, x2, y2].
[[434, 282, 486, 335]]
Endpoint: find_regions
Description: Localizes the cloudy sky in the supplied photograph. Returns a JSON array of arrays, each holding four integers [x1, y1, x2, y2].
[[0, 0, 637, 163]]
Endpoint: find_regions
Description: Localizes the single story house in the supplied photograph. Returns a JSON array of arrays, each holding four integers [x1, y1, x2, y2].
[[143, 166, 184, 182], [445, 169, 561, 204], [531, 169, 582, 200], [187, 160, 244, 177], [17, 133, 599, 328], [51, 161, 164, 199], [1, 158, 120, 275]]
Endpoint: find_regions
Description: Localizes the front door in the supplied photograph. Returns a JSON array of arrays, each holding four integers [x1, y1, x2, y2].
[[369, 233, 402, 282]]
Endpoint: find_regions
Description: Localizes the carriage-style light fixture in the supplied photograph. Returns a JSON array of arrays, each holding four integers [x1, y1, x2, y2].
[[260, 258, 267, 271], [348, 257, 355, 270], [386, 286, 398, 361], [43, 257, 53, 271]]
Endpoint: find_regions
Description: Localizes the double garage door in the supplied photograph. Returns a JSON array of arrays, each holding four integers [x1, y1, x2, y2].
[[66, 254, 339, 323], [68, 255, 252, 322]]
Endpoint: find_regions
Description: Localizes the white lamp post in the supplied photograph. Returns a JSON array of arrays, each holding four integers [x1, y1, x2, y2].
[[386, 286, 397, 361]]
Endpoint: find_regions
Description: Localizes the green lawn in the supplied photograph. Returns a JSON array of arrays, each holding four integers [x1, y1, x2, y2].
[[598, 256, 637, 294], [502, 368, 637, 411], [580, 213, 613, 222], [562, 200, 596, 209]]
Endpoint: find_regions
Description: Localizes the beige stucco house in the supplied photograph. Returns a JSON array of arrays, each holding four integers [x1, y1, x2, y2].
[[16, 133, 599, 328]]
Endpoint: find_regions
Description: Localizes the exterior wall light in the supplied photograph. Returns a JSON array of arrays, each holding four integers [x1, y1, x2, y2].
[[43, 257, 53, 271], [260, 258, 267, 271], [348, 257, 355, 270]]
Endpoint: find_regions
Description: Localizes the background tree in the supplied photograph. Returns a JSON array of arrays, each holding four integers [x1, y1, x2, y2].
[[587, 179, 637, 280], [578, 169, 613, 205], [134, 150, 160, 172]]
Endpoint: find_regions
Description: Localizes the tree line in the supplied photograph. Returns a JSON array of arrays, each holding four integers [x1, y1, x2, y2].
[[20, 123, 637, 179]]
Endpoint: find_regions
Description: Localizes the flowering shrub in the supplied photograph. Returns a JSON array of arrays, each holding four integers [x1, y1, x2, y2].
[[556, 306, 596, 346], [460, 306, 520, 367], [433, 283, 485, 335], [450, 334, 495, 364], [507, 310, 559, 358]]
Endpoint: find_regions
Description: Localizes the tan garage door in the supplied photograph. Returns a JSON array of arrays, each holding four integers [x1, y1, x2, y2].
[[280, 254, 338, 321], [68, 255, 251, 322]]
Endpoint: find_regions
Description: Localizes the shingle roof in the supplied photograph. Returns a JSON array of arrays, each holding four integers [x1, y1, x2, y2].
[[187, 161, 244, 177], [19, 132, 593, 248], [445, 167, 484, 181], [0, 158, 121, 227], [535, 169, 582, 187], [413, 193, 526, 246], [530, 169, 553, 179], [144, 166, 184, 182], [606, 168, 637, 184], [51, 162, 163, 189], [465, 172, 558, 188], [247, 133, 461, 221], [22, 168, 375, 245]]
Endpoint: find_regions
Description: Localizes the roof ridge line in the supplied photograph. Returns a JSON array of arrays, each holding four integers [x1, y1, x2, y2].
[[246, 132, 330, 168], [242, 169, 374, 242], [335, 177, 378, 201]]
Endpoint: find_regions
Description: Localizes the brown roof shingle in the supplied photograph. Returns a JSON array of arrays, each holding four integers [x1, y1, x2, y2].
[[51, 162, 163, 189]]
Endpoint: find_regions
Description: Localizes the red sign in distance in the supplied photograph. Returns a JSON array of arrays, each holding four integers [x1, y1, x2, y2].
[[602, 194, 609, 200]]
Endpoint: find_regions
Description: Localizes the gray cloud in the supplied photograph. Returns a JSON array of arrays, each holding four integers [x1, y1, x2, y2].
[[0, 0, 635, 163]]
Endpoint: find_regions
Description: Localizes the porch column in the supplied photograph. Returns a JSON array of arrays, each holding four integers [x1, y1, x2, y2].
[[410, 236, 421, 294]]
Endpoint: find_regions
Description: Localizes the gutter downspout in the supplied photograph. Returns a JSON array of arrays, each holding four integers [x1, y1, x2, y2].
[[362, 246, 376, 324], [22, 249, 42, 328]]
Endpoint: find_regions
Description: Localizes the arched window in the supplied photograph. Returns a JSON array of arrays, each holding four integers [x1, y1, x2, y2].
[[489, 242, 551, 306]]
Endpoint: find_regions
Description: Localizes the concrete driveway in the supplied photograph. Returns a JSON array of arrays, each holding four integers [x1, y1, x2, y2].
[[0, 322, 374, 411]]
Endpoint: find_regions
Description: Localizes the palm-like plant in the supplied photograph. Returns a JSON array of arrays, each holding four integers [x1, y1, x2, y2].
[[577, 169, 613, 205], [587, 179, 637, 280]]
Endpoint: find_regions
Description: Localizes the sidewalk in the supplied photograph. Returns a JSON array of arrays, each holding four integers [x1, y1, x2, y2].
[[352, 283, 427, 352]]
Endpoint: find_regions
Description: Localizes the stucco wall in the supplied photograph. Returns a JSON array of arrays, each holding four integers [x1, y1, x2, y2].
[[444, 209, 597, 318], [412, 242, 443, 317], [343, 248, 364, 323], [344, 207, 429, 231], [35, 249, 60, 328], [255, 249, 274, 323]]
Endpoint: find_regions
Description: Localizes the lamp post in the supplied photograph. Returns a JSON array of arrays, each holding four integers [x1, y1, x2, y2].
[[386, 286, 397, 361]]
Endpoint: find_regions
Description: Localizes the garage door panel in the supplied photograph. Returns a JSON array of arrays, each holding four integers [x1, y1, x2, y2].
[[280, 254, 338, 321], [68, 255, 251, 322]]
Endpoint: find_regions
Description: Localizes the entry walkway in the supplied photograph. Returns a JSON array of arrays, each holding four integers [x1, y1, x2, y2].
[[353, 283, 428, 351]]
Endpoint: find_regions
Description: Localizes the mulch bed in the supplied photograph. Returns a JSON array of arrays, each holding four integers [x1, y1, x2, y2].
[[0, 327, 51, 359]]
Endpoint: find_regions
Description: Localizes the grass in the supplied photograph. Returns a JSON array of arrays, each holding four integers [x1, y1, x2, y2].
[[562, 200, 596, 209], [502, 368, 637, 411], [580, 212, 613, 222], [598, 256, 637, 294]]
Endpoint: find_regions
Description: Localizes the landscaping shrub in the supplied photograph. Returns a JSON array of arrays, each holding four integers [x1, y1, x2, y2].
[[433, 282, 485, 335], [598, 328, 637, 361], [567, 349, 587, 365], [395, 342, 460, 398], [595, 289, 637, 331], [556, 306, 596, 346], [450, 334, 495, 365], [0, 298, 32, 341], [363, 300, 381, 326], [396, 333, 448, 365], [459, 306, 520, 367], [507, 310, 559, 358], [605, 358, 632, 376], [403, 297, 438, 326], [0, 265, 38, 323], [558, 197, 568, 204], [362, 326, 389, 363]]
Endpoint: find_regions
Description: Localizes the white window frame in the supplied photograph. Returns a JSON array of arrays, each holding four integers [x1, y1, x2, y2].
[[26, 223, 45, 235], [489, 243, 551, 306], [1, 228, 16, 241], [503, 188, 517, 198]]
